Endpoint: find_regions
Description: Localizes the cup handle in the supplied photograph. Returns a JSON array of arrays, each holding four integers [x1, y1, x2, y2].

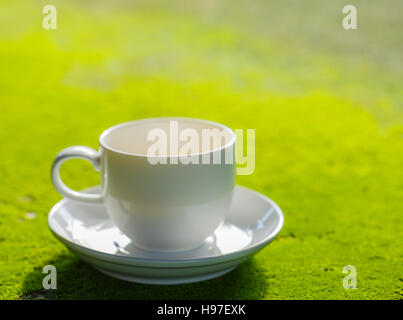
[[51, 146, 103, 203]]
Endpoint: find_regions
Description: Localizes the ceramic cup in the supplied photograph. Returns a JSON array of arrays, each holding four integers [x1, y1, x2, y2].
[[51, 118, 236, 252]]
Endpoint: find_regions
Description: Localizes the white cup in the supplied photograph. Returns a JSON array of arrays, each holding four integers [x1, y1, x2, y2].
[[51, 118, 236, 252]]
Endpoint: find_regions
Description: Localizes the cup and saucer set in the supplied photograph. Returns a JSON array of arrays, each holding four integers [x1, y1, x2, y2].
[[49, 118, 284, 284]]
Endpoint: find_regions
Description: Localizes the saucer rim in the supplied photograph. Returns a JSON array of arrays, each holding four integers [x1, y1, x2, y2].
[[48, 185, 284, 267]]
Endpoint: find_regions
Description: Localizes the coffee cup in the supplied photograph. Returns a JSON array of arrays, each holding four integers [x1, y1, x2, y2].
[[51, 117, 236, 252]]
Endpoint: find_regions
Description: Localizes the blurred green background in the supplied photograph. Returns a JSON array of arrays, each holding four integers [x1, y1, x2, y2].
[[0, 0, 402, 299]]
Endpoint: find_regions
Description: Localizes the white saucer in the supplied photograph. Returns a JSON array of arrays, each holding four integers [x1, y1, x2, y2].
[[48, 185, 284, 285]]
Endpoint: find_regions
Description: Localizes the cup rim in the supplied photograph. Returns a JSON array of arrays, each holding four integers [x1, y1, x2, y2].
[[99, 117, 237, 158]]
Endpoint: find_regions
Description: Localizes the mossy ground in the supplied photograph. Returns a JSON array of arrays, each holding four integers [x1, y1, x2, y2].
[[0, 0, 402, 299]]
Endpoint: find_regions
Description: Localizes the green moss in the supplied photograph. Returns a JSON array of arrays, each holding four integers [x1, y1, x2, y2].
[[0, 0, 402, 299]]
